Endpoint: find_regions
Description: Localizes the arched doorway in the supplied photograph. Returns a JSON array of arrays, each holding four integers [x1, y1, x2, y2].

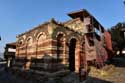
[[69, 38, 77, 71]]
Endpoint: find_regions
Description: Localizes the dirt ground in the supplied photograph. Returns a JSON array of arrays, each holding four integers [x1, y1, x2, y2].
[[0, 56, 125, 83], [87, 56, 125, 83]]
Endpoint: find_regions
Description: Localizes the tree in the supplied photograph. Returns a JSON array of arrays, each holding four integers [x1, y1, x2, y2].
[[108, 23, 125, 55]]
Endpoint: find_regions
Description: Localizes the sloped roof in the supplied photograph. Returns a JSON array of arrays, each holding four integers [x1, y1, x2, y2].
[[17, 18, 59, 37], [68, 9, 105, 32], [6, 42, 16, 47]]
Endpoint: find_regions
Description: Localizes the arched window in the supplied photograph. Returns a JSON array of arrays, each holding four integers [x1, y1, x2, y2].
[[36, 32, 47, 58], [18, 39, 23, 46], [37, 32, 46, 44], [38, 32, 46, 41], [57, 33, 64, 59]]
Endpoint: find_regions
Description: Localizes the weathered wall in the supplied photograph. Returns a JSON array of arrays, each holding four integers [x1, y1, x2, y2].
[[16, 19, 85, 72]]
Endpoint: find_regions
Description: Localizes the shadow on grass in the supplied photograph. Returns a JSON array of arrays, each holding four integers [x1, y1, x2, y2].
[[87, 76, 112, 83], [106, 56, 125, 67]]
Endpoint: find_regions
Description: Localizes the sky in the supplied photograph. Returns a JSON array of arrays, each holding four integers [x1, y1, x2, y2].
[[0, 0, 125, 53]]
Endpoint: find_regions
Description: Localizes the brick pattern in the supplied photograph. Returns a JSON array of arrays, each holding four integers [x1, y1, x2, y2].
[[15, 14, 110, 73]]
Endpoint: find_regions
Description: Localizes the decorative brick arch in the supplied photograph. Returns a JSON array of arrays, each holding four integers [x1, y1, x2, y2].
[[25, 33, 35, 43], [18, 37, 25, 46], [35, 29, 48, 41], [18, 39, 24, 47], [51, 30, 67, 65], [24, 36, 33, 70], [26, 36, 33, 43], [17, 37, 25, 57], [56, 32, 65, 60], [36, 32, 47, 41], [56, 32, 66, 38], [25, 36, 33, 58], [35, 32, 47, 58], [52, 27, 67, 40], [67, 33, 81, 44]]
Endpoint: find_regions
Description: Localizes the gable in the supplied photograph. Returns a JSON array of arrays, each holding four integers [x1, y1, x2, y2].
[[64, 18, 87, 34]]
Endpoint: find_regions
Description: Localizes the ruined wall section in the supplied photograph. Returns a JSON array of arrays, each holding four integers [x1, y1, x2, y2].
[[16, 22, 52, 59], [64, 18, 87, 34]]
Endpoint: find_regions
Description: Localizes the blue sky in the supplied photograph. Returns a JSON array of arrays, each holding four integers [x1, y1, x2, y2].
[[0, 0, 125, 53]]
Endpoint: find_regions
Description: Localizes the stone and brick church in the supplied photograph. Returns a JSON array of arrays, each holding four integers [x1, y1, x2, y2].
[[15, 9, 112, 73]]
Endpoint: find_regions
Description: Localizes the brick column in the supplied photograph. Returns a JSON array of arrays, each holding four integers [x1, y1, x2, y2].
[[36, 40, 38, 58], [25, 44, 31, 70], [62, 38, 66, 65], [81, 42, 87, 70], [25, 56, 31, 70], [75, 42, 80, 72]]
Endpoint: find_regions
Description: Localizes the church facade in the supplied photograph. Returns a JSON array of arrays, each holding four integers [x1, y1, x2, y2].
[[15, 9, 112, 72]]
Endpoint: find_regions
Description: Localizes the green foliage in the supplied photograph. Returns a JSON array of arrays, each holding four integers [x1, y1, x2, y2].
[[108, 23, 125, 53]]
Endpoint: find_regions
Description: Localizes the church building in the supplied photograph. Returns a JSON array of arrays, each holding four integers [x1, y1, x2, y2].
[[15, 9, 112, 73]]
